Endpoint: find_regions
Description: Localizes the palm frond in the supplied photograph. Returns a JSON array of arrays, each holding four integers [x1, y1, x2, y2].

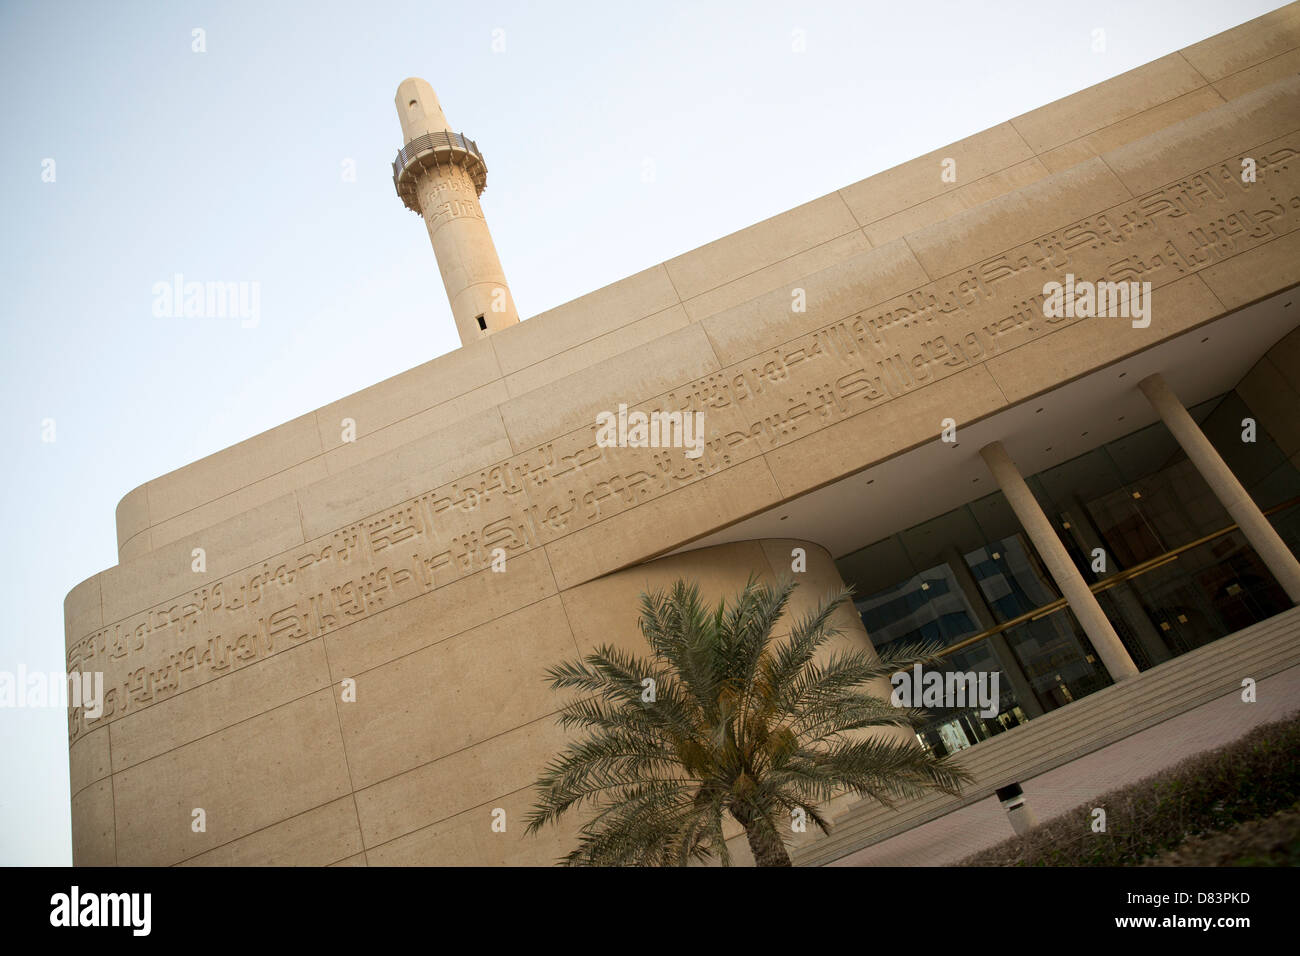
[[525, 575, 971, 866]]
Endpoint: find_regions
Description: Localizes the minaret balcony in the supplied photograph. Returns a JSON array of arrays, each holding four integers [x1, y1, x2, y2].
[[392, 130, 488, 213]]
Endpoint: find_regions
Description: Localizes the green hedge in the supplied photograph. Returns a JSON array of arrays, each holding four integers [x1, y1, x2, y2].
[[1141, 804, 1300, 866], [958, 710, 1300, 866]]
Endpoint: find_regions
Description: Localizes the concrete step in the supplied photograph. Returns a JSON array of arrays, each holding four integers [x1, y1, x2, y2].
[[794, 606, 1300, 866], [806, 615, 1300, 858]]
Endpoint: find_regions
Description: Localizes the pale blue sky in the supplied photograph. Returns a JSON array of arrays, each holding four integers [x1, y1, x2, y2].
[[0, 0, 1282, 865]]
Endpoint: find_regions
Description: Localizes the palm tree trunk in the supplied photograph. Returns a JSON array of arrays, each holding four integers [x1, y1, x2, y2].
[[744, 814, 792, 867]]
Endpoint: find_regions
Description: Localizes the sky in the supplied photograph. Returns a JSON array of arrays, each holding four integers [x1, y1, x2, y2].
[[0, 0, 1285, 866]]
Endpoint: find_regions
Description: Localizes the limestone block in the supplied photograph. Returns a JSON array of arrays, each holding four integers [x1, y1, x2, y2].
[[700, 239, 929, 366], [544, 456, 783, 590], [665, 193, 860, 301], [365, 786, 582, 866], [1009, 54, 1206, 155], [111, 689, 351, 866], [559, 540, 777, 654], [352, 716, 571, 849], [108, 638, 331, 772], [314, 337, 503, 457], [146, 458, 327, 551], [1100, 77, 1300, 197], [70, 779, 115, 866], [95, 493, 305, 627], [63, 573, 102, 651], [329, 853, 368, 866], [498, 322, 721, 451], [904, 159, 1131, 280], [863, 159, 1051, 248], [114, 484, 151, 557], [297, 406, 513, 538], [335, 596, 574, 788], [146, 412, 322, 526], [983, 274, 1224, 404], [1215, 47, 1300, 101], [504, 305, 690, 397], [322, 548, 557, 678], [839, 123, 1034, 227], [321, 380, 509, 475], [490, 265, 680, 376], [682, 232, 872, 323], [1036, 88, 1227, 174], [68, 725, 111, 798], [177, 797, 363, 866], [1180, 4, 1300, 82], [763, 365, 1006, 498], [1201, 230, 1300, 312]]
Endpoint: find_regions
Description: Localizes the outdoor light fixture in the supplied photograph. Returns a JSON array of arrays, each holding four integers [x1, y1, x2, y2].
[[995, 782, 1039, 837]]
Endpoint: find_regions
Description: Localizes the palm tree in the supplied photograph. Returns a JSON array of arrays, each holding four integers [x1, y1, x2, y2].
[[525, 576, 971, 866]]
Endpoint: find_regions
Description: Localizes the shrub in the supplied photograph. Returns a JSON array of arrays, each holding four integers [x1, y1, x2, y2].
[[958, 710, 1300, 866]]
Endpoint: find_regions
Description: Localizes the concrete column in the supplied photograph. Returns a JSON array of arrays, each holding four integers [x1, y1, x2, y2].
[[979, 441, 1140, 681], [1139, 372, 1300, 603]]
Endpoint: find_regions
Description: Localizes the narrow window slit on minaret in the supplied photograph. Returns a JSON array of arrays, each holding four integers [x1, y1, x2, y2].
[[393, 77, 520, 346]]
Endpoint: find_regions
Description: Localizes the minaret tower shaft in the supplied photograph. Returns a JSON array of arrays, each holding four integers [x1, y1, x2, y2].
[[392, 78, 519, 345]]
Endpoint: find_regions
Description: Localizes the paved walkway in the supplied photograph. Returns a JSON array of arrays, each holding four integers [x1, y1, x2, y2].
[[829, 664, 1300, 866]]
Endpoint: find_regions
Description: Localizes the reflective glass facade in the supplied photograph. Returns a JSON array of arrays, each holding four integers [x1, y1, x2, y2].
[[837, 390, 1300, 757]]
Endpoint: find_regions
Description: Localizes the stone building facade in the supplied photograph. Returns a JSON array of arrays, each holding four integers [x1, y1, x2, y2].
[[66, 5, 1300, 865]]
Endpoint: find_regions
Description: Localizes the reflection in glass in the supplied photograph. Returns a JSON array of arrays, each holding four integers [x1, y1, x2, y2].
[[855, 563, 1030, 757], [835, 388, 1299, 757], [964, 536, 1112, 710]]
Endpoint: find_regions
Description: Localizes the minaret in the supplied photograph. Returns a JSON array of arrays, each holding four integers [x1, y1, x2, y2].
[[392, 78, 519, 345]]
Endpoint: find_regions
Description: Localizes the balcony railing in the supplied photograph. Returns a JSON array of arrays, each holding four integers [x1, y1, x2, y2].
[[392, 130, 488, 211]]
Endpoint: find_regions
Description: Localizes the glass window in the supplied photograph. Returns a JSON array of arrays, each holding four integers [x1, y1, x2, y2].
[[834, 387, 1300, 750]]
